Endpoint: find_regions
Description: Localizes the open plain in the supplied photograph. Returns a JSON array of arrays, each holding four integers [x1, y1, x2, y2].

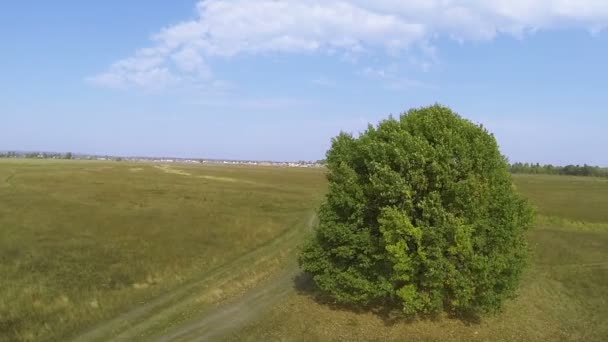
[[1, 161, 607, 341]]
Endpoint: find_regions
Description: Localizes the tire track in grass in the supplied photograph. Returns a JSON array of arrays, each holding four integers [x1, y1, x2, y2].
[[154, 214, 317, 342], [154, 164, 260, 186], [1, 171, 15, 187], [155, 259, 299, 342], [71, 214, 316, 342]]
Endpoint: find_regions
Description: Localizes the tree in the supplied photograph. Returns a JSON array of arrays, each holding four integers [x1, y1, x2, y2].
[[299, 104, 534, 316], [64, 152, 73, 160]]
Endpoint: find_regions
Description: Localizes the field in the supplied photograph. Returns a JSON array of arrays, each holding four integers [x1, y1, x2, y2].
[[1, 161, 607, 341], [512, 174, 608, 223], [228, 174, 608, 341], [0, 160, 326, 341]]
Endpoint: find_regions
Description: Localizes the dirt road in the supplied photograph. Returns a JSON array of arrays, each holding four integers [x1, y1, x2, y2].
[[155, 258, 300, 341], [71, 214, 316, 341]]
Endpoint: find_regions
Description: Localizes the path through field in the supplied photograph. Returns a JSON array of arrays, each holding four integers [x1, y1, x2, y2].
[[155, 256, 299, 341], [153, 214, 317, 341], [1, 170, 15, 187], [71, 214, 316, 342], [154, 164, 261, 186]]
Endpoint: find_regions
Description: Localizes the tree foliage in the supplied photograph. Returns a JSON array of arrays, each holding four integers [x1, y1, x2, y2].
[[299, 105, 534, 316]]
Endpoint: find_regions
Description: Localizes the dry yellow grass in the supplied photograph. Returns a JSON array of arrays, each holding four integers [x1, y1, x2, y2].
[[0, 160, 326, 341]]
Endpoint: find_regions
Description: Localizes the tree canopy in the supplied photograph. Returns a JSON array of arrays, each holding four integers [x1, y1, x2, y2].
[[299, 104, 534, 316]]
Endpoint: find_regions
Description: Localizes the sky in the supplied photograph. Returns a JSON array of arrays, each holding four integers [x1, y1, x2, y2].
[[1, 1, 607, 165]]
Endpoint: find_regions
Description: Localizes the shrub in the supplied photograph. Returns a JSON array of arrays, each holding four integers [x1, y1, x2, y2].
[[299, 104, 534, 316]]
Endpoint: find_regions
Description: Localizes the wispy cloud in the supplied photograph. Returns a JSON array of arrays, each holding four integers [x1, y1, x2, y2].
[[185, 95, 314, 111], [86, 48, 179, 90], [361, 65, 438, 90], [88, 0, 608, 90], [312, 76, 335, 87]]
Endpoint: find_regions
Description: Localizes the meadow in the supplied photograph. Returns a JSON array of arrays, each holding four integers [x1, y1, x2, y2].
[[1, 161, 607, 341], [228, 174, 608, 341], [0, 160, 326, 341]]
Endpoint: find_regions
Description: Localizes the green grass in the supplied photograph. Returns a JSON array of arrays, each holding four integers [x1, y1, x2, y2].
[[2, 163, 607, 341], [229, 174, 608, 342], [512, 174, 608, 223], [0, 160, 326, 341]]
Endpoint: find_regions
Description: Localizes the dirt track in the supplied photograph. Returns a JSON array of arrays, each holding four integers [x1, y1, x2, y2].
[[155, 258, 300, 341], [71, 214, 316, 341]]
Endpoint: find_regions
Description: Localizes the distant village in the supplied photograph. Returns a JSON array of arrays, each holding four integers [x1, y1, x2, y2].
[[0, 151, 326, 168]]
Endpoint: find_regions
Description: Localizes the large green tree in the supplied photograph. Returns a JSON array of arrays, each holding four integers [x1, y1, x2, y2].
[[299, 104, 534, 316]]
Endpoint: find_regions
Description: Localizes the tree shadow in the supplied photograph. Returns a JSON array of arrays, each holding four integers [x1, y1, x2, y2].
[[293, 271, 481, 327]]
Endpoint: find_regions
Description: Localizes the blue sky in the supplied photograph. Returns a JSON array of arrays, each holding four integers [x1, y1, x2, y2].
[[1, 1, 607, 165]]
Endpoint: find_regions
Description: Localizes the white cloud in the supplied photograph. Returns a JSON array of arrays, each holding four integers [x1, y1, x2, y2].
[[361, 64, 438, 90], [172, 48, 207, 74], [89, 0, 608, 89], [186, 96, 312, 111], [312, 76, 335, 87], [87, 48, 178, 90]]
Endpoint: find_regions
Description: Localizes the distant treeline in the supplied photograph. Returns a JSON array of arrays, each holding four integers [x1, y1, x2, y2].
[[510, 162, 608, 178], [0, 151, 73, 159]]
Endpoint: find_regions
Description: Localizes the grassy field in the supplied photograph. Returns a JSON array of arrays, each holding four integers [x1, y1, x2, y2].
[[512, 174, 608, 223], [228, 174, 608, 341], [0, 160, 326, 341], [2, 161, 607, 341]]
